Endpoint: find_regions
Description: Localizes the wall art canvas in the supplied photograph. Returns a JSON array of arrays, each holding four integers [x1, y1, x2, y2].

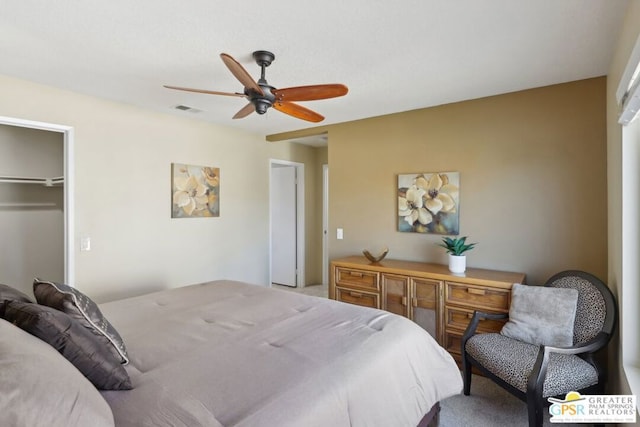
[[171, 163, 220, 218], [398, 172, 459, 235]]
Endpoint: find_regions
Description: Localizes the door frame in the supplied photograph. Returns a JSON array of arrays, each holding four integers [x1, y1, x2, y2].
[[322, 164, 329, 286], [0, 115, 75, 285], [269, 159, 305, 288]]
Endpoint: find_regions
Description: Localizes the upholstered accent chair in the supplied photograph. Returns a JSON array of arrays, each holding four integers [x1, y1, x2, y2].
[[461, 271, 617, 427]]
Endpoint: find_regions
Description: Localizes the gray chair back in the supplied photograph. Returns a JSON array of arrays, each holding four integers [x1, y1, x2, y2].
[[545, 270, 614, 347]]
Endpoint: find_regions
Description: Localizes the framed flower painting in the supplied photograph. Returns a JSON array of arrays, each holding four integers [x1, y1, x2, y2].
[[398, 172, 459, 235], [171, 163, 220, 218]]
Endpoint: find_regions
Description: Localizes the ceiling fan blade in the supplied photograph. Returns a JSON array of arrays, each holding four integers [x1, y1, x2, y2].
[[273, 101, 324, 123], [232, 103, 255, 119], [164, 85, 246, 97], [220, 53, 264, 96], [273, 84, 348, 102]]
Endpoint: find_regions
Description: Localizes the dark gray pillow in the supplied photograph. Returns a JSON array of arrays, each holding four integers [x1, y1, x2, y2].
[[0, 318, 115, 427], [33, 278, 129, 364], [0, 283, 34, 318], [501, 283, 579, 347], [4, 301, 132, 390]]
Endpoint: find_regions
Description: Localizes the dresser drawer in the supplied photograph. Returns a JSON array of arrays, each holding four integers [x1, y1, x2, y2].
[[444, 330, 463, 359], [335, 287, 380, 309], [445, 282, 511, 311], [445, 306, 507, 333], [335, 267, 380, 291]]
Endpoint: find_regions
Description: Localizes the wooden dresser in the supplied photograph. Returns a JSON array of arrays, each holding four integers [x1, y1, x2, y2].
[[329, 256, 526, 365]]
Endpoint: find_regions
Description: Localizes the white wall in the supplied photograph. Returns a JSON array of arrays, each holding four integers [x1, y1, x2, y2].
[[0, 74, 319, 302]]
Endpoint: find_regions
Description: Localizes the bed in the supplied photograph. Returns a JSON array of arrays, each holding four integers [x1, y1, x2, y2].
[[0, 279, 462, 427]]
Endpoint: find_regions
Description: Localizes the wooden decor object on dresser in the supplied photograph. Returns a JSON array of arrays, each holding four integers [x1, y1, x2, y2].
[[329, 256, 526, 365]]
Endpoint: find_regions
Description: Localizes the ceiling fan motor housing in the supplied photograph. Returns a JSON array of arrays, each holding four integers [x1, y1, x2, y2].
[[250, 81, 276, 114]]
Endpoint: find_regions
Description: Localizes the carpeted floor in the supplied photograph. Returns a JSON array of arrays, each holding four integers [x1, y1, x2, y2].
[[272, 283, 328, 297], [440, 374, 578, 427]]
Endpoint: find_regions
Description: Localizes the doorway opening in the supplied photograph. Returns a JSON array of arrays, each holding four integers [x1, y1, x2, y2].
[[269, 159, 305, 287], [0, 115, 74, 286]]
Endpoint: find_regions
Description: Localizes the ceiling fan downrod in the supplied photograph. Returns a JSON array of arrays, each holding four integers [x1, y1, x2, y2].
[[251, 50, 276, 114]]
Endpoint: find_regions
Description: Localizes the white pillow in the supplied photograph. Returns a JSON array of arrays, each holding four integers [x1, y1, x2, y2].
[[500, 283, 579, 347]]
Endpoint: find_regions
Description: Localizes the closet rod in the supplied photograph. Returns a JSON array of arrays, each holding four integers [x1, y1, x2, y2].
[[0, 176, 64, 186]]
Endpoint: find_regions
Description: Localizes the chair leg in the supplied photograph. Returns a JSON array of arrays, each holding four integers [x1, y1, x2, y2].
[[462, 353, 472, 395], [527, 394, 543, 427]]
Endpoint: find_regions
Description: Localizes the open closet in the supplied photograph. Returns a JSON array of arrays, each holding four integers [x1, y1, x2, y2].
[[0, 123, 65, 297]]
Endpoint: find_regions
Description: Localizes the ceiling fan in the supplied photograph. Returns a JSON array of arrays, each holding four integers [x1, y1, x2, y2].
[[164, 50, 348, 123]]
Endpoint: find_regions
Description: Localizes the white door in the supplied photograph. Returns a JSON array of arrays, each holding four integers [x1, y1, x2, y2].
[[271, 165, 297, 286]]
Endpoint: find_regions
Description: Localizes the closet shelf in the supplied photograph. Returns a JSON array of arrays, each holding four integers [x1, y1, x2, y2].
[[0, 175, 64, 187]]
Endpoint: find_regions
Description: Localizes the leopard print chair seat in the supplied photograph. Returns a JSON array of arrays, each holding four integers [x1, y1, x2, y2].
[[461, 270, 616, 427], [465, 333, 598, 397]]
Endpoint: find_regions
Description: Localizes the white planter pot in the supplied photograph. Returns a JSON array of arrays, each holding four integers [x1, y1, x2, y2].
[[448, 254, 466, 274]]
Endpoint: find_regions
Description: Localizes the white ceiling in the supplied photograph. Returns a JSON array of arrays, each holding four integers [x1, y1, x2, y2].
[[0, 1, 629, 139]]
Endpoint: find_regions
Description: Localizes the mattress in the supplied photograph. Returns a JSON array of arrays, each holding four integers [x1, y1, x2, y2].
[[99, 280, 462, 426]]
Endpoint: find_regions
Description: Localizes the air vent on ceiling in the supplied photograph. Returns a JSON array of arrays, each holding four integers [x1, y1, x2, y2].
[[174, 105, 202, 113]]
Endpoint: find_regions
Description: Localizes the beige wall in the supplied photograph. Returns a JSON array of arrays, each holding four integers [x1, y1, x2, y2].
[[327, 77, 607, 286], [0, 74, 323, 302], [606, 1, 640, 398]]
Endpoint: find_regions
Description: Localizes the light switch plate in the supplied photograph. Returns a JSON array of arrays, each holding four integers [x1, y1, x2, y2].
[[80, 236, 91, 251]]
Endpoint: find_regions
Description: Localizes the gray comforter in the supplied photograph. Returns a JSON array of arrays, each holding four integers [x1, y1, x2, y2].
[[99, 280, 462, 426]]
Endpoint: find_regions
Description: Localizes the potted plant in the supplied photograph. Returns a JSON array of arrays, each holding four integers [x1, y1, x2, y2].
[[438, 236, 477, 273]]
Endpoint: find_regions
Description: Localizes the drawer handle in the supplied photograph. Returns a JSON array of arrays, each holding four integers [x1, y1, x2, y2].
[[348, 271, 363, 278], [401, 296, 408, 306], [467, 288, 486, 296], [349, 291, 363, 298], [412, 298, 418, 307]]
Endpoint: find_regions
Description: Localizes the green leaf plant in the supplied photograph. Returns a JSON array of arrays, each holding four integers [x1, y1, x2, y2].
[[438, 236, 477, 256]]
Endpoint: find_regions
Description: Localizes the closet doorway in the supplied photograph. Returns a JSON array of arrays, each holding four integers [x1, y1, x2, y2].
[[269, 159, 305, 288], [0, 116, 74, 296]]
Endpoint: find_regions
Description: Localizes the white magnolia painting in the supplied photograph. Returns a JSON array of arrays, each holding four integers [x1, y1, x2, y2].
[[171, 163, 220, 218], [398, 172, 459, 235]]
